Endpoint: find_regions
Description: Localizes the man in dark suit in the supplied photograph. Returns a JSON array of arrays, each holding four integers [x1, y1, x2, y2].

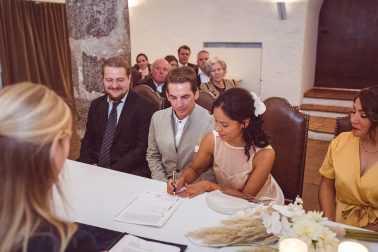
[[177, 45, 197, 70], [138, 58, 171, 99], [78, 56, 155, 178], [195, 50, 210, 87]]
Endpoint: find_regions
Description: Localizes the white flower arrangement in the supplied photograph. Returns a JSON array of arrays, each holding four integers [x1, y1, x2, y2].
[[187, 197, 340, 252], [262, 197, 338, 252]]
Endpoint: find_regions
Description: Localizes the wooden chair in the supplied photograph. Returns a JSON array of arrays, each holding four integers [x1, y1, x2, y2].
[[261, 97, 310, 203], [196, 90, 215, 111], [133, 85, 165, 111], [334, 115, 352, 137]]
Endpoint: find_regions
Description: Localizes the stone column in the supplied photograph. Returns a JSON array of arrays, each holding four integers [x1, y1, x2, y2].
[[66, 0, 131, 136]]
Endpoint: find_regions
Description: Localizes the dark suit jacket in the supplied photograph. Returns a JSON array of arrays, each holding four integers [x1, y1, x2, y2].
[[187, 62, 198, 71], [139, 77, 167, 99], [195, 67, 201, 88], [78, 90, 155, 177], [20, 224, 96, 252], [131, 68, 142, 88]]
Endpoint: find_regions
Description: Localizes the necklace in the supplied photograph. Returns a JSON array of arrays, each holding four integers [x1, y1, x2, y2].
[[213, 80, 226, 92], [360, 138, 378, 154]]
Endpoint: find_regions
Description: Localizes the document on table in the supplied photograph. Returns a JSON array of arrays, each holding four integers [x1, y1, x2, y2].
[[109, 235, 181, 252], [114, 191, 183, 227]]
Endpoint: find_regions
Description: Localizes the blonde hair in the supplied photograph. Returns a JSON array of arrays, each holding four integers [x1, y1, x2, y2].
[[204, 57, 227, 77], [0, 82, 76, 252]]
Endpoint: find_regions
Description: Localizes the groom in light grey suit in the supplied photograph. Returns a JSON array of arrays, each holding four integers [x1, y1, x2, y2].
[[147, 66, 215, 182]]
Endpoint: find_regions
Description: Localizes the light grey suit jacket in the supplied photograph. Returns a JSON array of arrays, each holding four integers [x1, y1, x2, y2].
[[147, 104, 215, 182]]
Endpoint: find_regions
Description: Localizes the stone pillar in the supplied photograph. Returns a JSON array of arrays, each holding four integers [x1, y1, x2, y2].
[[66, 0, 131, 136]]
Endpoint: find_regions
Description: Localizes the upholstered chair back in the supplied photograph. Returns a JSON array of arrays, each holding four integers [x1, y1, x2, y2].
[[133, 85, 165, 110], [262, 97, 310, 203], [196, 90, 216, 112], [335, 115, 352, 137]]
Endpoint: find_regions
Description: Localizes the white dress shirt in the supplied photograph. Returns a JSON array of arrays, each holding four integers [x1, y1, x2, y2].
[[107, 93, 127, 123], [173, 113, 189, 148], [198, 68, 210, 84]]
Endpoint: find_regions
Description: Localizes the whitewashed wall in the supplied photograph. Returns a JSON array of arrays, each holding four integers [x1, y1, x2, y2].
[[129, 0, 322, 105], [301, 0, 324, 96]]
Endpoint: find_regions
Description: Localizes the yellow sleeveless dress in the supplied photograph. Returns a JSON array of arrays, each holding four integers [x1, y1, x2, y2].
[[319, 132, 378, 227]]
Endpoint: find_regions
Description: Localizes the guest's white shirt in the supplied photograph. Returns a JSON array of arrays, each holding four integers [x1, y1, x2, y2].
[[154, 80, 164, 93], [173, 113, 189, 148], [198, 68, 210, 84], [107, 93, 127, 123]]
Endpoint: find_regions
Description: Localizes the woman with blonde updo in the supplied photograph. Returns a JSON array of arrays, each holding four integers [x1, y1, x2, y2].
[[0, 83, 95, 252], [200, 57, 237, 98]]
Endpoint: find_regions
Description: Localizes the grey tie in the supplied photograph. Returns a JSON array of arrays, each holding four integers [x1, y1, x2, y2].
[[98, 101, 122, 167]]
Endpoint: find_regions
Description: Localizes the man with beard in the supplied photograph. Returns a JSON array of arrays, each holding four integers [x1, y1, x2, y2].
[[78, 56, 155, 177]]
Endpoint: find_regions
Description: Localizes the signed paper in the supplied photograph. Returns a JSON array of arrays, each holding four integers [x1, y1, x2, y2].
[[109, 235, 180, 252], [114, 191, 183, 227]]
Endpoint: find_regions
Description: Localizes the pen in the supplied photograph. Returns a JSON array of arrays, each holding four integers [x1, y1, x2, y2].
[[172, 170, 176, 195]]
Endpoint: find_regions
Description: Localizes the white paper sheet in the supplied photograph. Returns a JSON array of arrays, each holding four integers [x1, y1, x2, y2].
[[114, 191, 183, 227], [109, 235, 180, 252]]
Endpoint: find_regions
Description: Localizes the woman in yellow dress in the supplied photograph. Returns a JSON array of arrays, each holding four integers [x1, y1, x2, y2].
[[319, 85, 378, 230]]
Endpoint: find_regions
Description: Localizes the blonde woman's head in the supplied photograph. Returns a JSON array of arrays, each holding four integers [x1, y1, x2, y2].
[[204, 57, 227, 82], [0, 82, 74, 252], [0, 82, 72, 145]]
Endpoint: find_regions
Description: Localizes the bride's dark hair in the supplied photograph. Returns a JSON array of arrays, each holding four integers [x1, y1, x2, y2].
[[212, 87, 269, 161]]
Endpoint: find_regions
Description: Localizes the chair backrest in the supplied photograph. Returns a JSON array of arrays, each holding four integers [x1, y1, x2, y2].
[[261, 97, 310, 203], [133, 85, 165, 110], [335, 115, 352, 137], [196, 90, 215, 111]]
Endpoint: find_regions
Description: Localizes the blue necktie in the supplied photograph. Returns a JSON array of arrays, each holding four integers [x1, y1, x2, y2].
[[98, 101, 122, 167]]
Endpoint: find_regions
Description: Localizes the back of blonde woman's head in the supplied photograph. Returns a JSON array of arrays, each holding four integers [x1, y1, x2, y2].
[[0, 82, 72, 144], [0, 82, 74, 252]]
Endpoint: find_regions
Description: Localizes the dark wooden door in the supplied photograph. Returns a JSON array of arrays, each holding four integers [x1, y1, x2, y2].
[[315, 0, 378, 89]]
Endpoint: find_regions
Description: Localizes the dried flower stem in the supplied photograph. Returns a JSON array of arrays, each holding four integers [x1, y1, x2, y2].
[[328, 226, 378, 242], [187, 216, 276, 246], [237, 247, 278, 252]]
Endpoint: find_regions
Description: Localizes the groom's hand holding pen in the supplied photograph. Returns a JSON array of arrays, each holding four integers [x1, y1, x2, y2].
[[172, 170, 177, 195]]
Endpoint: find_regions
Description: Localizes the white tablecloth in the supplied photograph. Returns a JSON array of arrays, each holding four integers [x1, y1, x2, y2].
[[57, 160, 377, 251]]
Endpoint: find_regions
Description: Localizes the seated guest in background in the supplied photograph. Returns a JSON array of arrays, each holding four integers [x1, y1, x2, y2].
[[177, 45, 197, 69], [132, 53, 151, 81], [147, 66, 215, 182], [195, 50, 210, 86], [165, 55, 179, 68], [319, 85, 378, 230], [167, 88, 284, 204], [131, 68, 142, 88], [0, 83, 96, 251], [200, 57, 237, 98], [139, 58, 171, 99], [78, 56, 155, 178]]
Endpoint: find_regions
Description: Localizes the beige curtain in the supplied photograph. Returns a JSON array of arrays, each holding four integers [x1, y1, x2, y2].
[[0, 0, 79, 158]]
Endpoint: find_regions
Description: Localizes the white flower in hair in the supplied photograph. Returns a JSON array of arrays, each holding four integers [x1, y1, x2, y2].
[[250, 92, 266, 116]]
